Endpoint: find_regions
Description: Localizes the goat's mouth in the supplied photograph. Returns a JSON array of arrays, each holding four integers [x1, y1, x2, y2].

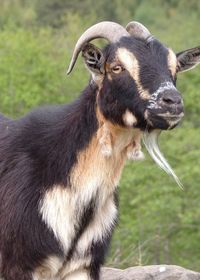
[[145, 109, 184, 130]]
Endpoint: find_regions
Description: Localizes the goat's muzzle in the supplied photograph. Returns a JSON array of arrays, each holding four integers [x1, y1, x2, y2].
[[145, 88, 184, 130]]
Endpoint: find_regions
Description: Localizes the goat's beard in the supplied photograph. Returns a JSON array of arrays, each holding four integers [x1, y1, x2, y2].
[[143, 130, 183, 188]]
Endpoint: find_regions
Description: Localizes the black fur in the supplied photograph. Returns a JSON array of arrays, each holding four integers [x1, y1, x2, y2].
[[90, 236, 113, 280], [0, 84, 100, 279], [66, 196, 97, 262]]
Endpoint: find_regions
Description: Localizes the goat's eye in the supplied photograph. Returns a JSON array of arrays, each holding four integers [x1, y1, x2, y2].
[[111, 65, 124, 74]]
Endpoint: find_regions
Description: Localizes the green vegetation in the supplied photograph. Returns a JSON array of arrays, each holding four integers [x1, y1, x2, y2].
[[0, 0, 200, 271]]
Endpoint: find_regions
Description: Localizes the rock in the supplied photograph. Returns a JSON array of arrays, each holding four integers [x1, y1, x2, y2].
[[101, 265, 200, 280], [0, 265, 200, 279]]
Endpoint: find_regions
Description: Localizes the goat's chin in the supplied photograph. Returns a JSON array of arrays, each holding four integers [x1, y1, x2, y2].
[[142, 130, 183, 189]]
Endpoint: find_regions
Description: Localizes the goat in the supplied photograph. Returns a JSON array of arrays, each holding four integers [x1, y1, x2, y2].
[[0, 21, 200, 280]]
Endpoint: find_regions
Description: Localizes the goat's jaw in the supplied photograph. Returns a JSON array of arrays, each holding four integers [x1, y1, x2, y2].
[[144, 109, 184, 130]]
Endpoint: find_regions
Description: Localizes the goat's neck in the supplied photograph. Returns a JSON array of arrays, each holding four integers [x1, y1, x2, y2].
[[96, 106, 142, 155], [69, 104, 142, 195]]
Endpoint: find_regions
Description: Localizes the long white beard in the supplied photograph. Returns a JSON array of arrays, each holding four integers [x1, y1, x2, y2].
[[143, 130, 183, 188]]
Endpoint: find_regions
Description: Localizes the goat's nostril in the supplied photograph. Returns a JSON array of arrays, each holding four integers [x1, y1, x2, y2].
[[162, 96, 176, 105], [161, 92, 182, 105]]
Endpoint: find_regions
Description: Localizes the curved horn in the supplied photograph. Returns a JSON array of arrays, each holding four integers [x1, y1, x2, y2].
[[126, 21, 152, 40], [67, 21, 130, 74]]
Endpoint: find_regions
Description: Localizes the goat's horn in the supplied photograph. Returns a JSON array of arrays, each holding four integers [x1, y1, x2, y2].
[[67, 21, 130, 75], [126, 21, 152, 40]]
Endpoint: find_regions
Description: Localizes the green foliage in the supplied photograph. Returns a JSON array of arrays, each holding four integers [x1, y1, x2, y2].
[[0, 0, 200, 272], [0, 27, 89, 117]]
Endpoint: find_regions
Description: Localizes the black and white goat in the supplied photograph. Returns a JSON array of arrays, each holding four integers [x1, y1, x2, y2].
[[0, 21, 200, 280]]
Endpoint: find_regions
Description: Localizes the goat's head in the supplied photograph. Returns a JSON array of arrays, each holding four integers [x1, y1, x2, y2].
[[67, 21, 200, 187], [68, 21, 200, 132]]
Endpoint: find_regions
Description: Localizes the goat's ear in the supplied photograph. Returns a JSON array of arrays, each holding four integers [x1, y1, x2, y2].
[[176, 46, 200, 73], [82, 43, 105, 76]]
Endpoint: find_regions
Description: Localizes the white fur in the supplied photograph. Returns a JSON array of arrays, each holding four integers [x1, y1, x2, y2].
[[32, 255, 63, 280], [122, 110, 137, 127], [63, 270, 89, 280], [147, 82, 176, 109], [76, 198, 117, 254], [143, 130, 183, 188], [98, 125, 113, 157], [60, 258, 91, 279], [32, 255, 91, 280], [40, 187, 76, 254], [100, 144, 112, 157]]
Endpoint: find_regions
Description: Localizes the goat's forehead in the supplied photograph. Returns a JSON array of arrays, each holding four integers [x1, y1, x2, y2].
[[107, 37, 177, 71]]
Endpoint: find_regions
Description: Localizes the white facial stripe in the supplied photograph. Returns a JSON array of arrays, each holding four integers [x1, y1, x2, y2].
[[147, 81, 176, 109], [117, 48, 150, 100], [117, 48, 138, 71], [168, 49, 177, 76]]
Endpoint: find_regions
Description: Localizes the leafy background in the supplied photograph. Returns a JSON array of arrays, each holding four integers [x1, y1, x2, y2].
[[0, 0, 200, 271]]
